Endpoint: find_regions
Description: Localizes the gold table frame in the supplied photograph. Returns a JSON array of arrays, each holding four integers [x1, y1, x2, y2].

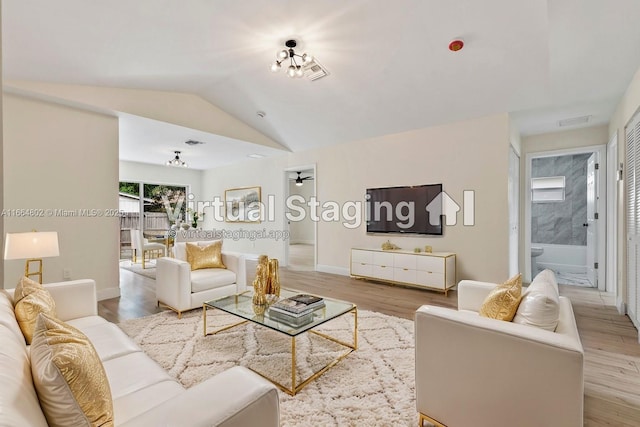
[[203, 297, 357, 396]]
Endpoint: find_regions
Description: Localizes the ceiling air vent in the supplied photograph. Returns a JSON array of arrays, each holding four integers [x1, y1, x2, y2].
[[303, 58, 329, 81], [185, 139, 205, 146], [558, 115, 591, 128]]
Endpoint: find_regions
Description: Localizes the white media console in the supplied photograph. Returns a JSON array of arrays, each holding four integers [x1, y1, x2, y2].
[[350, 248, 456, 295]]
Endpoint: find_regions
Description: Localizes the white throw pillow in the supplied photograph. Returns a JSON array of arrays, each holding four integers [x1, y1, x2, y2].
[[512, 270, 560, 331]]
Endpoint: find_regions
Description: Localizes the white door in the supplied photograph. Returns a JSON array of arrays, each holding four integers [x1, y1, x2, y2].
[[508, 148, 520, 277], [586, 153, 597, 287]]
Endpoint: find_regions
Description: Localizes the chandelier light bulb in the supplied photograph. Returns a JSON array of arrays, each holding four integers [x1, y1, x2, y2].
[[287, 65, 297, 77], [302, 53, 313, 64], [278, 49, 289, 60], [271, 61, 281, 72], [295, 66, 304, 77]]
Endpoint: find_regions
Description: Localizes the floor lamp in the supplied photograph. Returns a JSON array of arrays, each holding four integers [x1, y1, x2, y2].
[[4, 231, 60, 284]]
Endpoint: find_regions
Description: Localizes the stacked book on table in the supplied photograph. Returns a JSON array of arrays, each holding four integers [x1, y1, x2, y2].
[[268, 294, 325, 327]]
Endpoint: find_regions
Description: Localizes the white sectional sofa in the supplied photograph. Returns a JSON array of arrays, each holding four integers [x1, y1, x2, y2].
[[415, 274, 584, 427], [156, 241, 247, 317], [0, 279, 279, 426]]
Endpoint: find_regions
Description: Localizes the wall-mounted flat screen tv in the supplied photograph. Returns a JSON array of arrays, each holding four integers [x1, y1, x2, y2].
[[366, 184, 443, 235]]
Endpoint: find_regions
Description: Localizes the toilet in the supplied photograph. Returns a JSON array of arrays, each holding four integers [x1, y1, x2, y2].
[[531, 246, 544, 276]]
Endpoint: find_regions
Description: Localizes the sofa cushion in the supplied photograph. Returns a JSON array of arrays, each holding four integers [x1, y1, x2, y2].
[[478, 274, 522, 321], [71, 321, 142, 362], [186, 241, 226, 270], [0, 289, 26, 343], [13, 276, 57, 344], [113, 380, 184, 425], [0, 321, 49, 427], [102, 351, 175, 400], [30, 313, 114, 427], [191, 268, 237, 293], [513, 270, 560, 331]]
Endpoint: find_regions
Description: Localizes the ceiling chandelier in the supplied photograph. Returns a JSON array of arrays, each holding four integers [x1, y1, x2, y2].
[[166, 151, 188, 168], [270, 39, 313, 78]]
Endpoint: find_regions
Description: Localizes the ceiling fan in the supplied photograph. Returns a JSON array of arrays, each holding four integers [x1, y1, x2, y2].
[[294, 171, 313, 186]]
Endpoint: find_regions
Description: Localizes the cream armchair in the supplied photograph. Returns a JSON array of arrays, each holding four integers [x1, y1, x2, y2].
[[156, 241, 246, 317], [415, 280, 584, 427]]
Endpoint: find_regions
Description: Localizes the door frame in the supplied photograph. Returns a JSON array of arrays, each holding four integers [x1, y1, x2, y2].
[[508, 146, 520, 276], [282, 164, 317, 270], [524, 144, 607, 289], [606, 133, 619, 298]]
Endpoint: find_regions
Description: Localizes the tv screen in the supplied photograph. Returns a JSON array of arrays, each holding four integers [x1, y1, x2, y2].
[[366, 184, 443, 235]]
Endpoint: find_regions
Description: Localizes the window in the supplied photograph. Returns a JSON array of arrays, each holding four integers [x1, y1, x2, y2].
[[531, 176, 565, 202]]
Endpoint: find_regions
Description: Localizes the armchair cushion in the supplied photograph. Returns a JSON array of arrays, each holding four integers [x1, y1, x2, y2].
[[513, 270, 560, 331], [173, 240, 222, 262], [186, 241, 225, 270], [191, 269, 237, 293], [478, 273, 522, 321]]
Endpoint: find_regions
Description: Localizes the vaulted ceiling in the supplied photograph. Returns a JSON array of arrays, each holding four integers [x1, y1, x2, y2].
[[4, 0, 640, 169]]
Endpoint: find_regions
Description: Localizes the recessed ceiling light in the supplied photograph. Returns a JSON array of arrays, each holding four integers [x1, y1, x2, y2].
[[185, 139, 205, 146], [247, 153, 265, 159], [257, 111, 266, 118]]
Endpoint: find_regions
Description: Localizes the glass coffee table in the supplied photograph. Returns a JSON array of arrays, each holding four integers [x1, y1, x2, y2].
[[203, 289, 357, 395]]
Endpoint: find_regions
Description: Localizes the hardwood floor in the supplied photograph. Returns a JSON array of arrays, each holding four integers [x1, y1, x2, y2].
[[101, 268, 640, 426]]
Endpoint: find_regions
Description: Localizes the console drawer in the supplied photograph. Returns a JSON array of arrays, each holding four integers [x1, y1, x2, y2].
[[416, 256, 444, 273], [351, 261, 372, 277], [394, 253, 417, 270], [416, 271, 445, 289], [351, 249, 373, 264]]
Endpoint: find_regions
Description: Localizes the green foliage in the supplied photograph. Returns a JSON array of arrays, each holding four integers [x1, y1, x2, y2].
[[119, 182, 139, 195]]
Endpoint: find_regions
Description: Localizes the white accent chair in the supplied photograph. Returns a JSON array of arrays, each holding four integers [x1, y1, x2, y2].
[[414, 279, 584, 427], [156, 241, 246, 317], [130, 229, 166, 269]]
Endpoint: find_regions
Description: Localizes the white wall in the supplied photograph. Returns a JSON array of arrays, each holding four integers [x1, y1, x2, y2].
[[3, 93, 119, 299], [203, 113, 512, 283], [288, 180, 315, 245], [610, 65, 640, 311]]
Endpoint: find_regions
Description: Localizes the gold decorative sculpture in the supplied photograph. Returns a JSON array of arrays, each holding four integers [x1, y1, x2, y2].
[[381, 240, 400, 251], [252, 255, 269, 305], [266, 258, 280, 297], [252, 255, 281, 305]]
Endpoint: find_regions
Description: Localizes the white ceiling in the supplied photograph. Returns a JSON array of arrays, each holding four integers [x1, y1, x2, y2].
[[4, 0, 640, 169]]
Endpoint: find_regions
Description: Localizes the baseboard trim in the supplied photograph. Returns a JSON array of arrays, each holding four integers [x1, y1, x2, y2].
[[97, 287, 121, 301], [289, 240, 315, 246], [617, 298, 626, 316], [316, 265, 350, 276]]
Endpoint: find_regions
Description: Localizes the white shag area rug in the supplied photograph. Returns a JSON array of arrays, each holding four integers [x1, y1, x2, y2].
[[118, 308, 417, 426]]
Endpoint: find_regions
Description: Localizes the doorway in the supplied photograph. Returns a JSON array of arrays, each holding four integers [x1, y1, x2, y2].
[[525, 146, 606, 288], [283, 166, 317, 271]]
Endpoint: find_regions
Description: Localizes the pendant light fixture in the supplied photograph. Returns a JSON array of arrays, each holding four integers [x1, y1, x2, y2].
[[166, 151, 188, 168], [271, 40, 313, 78]]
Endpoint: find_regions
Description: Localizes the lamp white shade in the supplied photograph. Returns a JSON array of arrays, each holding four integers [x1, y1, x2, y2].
[[4, 232, 60, 260]]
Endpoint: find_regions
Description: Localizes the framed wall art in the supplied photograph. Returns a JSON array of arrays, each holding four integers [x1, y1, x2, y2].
[[224, 186, 262, 222]]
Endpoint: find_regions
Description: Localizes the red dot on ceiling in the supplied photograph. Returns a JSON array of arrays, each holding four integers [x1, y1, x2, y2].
[[448, 39, 464, 52]]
